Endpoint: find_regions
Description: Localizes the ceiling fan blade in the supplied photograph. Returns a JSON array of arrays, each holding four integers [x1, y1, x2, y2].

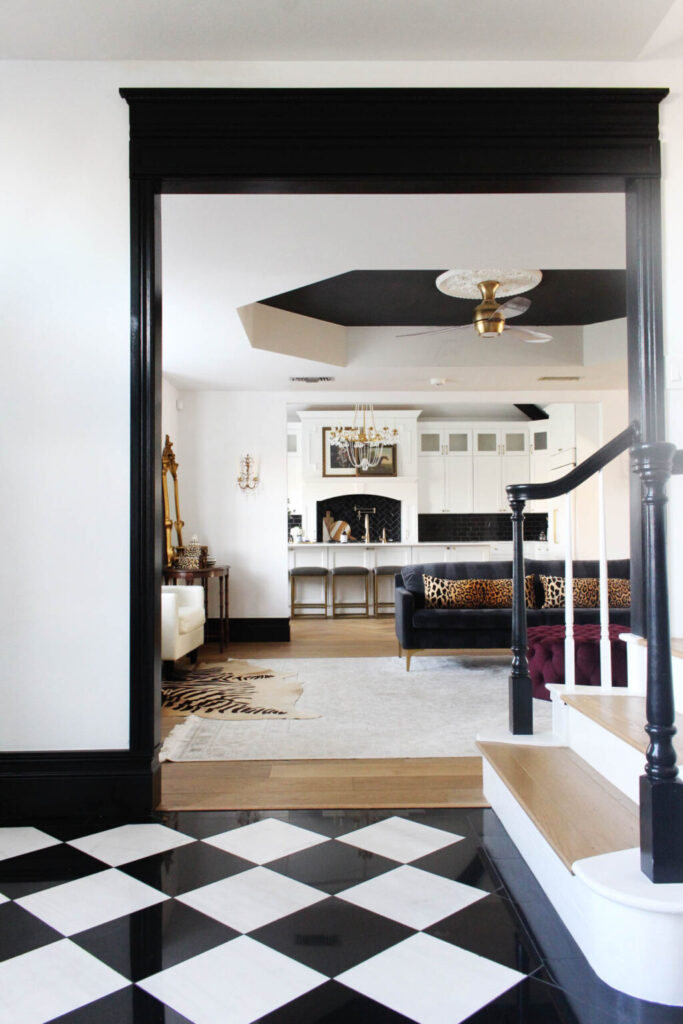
[[396, 324, 471, 338], [496, 295, 531, 319], [503, 326, 552, 343]]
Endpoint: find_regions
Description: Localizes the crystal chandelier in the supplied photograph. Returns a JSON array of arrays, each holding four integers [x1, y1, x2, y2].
[[328, 404, 398, 472]]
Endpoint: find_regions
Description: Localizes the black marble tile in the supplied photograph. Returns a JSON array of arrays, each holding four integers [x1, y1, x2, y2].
[[71, 901, 239, 982], [0, 844, 106, 898], [48, 984, 193, 1023], [425, 892, 543, 975], [121, 840, 251, 896], [251, 897, 412, 977], [537, 960, 683, 1024], [258, 980, 414, 1023], [453, 974, 578, 1024], [0, 901, 63, 961], [268, 839, 398, 895], [411, 835, 501, 893]]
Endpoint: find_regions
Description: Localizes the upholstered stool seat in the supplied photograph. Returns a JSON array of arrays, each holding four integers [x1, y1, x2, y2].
[[289, 566, 329, 617], [527, 623, 628, 701], [373, 565, 403, 617], [331, 565, 370, 616]]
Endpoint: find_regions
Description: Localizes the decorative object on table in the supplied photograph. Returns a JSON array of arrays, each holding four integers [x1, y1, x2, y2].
[[290, 525, 303, 543], [326, 405, 399, 473], [237, 453, 259, 490], [396, 269, 552, 344], [162, 434, 184, 567], [322, 510, 354, 542], [175, 534, 202, 570]]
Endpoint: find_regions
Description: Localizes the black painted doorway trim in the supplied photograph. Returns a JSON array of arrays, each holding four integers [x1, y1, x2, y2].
[[0, 87, 669, 821]]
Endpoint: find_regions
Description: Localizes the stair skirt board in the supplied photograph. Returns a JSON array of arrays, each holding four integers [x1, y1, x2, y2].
[[482, 758, 683, 1006], [550, 690, 646, 803]]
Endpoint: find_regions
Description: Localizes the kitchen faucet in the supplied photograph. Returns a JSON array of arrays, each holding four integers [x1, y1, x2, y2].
[[354, 505, 376, 544]]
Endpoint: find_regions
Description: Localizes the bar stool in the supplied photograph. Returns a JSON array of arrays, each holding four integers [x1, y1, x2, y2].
[[331, 566, 370, 617], [289, 566, 329, 618], [373, 565, 403, 617]]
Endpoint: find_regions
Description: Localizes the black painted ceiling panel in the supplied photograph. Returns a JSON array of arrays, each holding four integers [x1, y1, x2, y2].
[[260, 269, 626, 326]]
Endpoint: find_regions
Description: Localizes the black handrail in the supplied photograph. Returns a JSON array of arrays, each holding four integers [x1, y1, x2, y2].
[[505, 421, 639, 739], [506, 422, 683, 883], [507, 423, 639, 503]]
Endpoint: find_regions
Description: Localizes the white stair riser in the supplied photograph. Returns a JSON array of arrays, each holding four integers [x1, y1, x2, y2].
[[552, 695, 645, 803], [622, 633, 683, 707], [483, 760, 683, 1006]]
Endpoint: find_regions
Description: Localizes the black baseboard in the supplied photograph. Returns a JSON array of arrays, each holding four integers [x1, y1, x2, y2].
[[208, 617, 291, 643], [0, 752, 160, 823]]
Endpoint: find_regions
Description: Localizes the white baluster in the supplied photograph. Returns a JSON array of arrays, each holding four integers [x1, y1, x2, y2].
[[598, 470, 613, 690], [565, 492, 575, 690]]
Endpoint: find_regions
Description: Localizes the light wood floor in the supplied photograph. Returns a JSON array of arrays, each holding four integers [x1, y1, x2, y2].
[[160, 618, 488, 811]]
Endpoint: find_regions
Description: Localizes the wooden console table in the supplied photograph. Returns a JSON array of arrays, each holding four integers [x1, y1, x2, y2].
[[163, 565, 230, 652]]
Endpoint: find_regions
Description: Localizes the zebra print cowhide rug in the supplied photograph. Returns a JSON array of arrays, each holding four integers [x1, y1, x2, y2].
[[162, 660, 319, 723]]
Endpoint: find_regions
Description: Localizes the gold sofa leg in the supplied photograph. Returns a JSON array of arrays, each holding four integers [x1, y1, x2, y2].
[[405, 650, 416, 672]]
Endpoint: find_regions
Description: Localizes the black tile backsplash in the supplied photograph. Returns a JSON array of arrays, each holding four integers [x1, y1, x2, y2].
[[418, 512, 549, 542], [317, 494, 401, 543]]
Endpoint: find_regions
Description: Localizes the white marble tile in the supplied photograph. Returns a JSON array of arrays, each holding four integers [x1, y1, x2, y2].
[[139, 935, 326, 1024], [337, 932, 526, 1024], [203, 817, 329, 864], [68, 823, 195, 866], [16, 868, 168, 936], [337, 865, 488, 930], [178, 866, 327, 933], [337, 816, 462, 863], [0, 939, 128, 1024], [0, 827, 61, 862]]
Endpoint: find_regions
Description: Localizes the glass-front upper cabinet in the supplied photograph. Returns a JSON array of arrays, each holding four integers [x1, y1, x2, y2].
[[418, 424, 471, 456], [474, 428, 528, 456]]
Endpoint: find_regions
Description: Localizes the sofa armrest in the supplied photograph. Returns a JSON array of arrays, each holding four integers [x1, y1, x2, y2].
[[395, 585, 417, 648], [162, 584, 205, 611]]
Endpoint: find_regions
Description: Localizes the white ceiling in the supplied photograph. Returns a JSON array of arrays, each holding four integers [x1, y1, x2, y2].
[[0, 0, 678, 60], [161, 192, 627, 394]]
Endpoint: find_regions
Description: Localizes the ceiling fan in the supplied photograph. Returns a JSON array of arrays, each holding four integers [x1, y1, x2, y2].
[[398, 268, 552, 343]]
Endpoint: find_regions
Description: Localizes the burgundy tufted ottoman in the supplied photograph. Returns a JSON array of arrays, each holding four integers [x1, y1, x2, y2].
[[527, 624, 628, 701]]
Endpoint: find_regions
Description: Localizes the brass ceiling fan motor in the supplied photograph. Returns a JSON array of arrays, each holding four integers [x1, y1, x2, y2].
[[473, 280, 506, 338]]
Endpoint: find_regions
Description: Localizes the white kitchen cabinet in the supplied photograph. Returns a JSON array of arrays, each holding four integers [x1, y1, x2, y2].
[[474, 427, 528, 457], [418, 455, 473, 513], [529, 427, 550, 511], [474, 450, 530, 513], [548, 403, 576, 454], [418, 458, 448, 513], [418, 424, 472, 457]]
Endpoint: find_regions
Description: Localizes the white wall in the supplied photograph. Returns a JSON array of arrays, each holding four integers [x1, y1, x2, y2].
[[178, 392, 290, 619], [2, 58, 682, 753], [162, 376, 180, 454]]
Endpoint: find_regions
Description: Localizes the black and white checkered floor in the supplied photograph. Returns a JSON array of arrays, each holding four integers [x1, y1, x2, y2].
[[0, 808, 681, 1024]]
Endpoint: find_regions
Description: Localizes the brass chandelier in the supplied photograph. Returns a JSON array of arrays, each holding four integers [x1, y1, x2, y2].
[[329, 404, 398, 472]]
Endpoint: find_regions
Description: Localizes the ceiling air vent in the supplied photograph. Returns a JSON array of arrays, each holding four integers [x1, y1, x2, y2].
[[537, 376, 581, 381], [289, 376, 336, 383]]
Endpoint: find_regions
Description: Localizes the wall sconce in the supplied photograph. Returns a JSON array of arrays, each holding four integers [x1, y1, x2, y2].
[[237, 454, 259, 491]]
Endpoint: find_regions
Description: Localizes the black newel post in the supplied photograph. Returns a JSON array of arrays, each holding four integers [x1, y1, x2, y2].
[[508, 495, 533, 735], [632, 441, 683, 883]]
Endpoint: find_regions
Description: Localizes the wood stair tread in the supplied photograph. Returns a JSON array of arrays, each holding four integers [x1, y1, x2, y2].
[[477, 741, 639, 871], [561, 693, 683, 757], [636, 636, 683, 660]]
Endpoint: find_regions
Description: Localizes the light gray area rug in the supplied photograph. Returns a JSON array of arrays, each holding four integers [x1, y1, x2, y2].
[[160, 654, 552, 762]]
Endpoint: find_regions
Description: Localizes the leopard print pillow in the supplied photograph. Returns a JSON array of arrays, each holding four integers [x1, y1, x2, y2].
[[480, 576, 537, 609], [423, 575, 485, 609], [608, 577, 630, 608], [540, 575, 600, 609]]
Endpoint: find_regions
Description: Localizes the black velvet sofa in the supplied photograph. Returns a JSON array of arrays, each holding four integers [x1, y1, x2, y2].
[[395, 558, 630, 670]]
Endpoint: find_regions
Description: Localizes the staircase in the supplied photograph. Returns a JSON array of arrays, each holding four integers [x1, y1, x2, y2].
[[477, 650, 683, 1006]]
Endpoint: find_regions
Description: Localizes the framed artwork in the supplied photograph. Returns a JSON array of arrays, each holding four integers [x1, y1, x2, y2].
[[322, 427, 355, 477], [356, 444, 397, 477]]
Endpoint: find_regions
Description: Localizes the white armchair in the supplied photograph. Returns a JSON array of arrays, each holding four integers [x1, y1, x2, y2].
[[161, 585, 206, 664]]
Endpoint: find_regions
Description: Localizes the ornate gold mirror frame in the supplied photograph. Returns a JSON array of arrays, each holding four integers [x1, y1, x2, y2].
[[162, 435, 184, 566]]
